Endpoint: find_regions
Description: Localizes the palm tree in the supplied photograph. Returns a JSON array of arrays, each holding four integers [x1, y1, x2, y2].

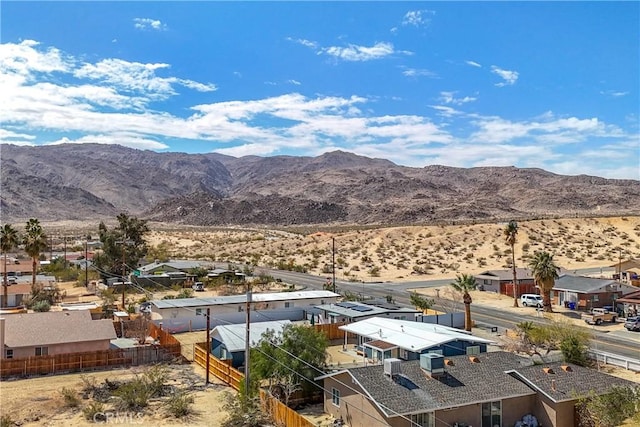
[[504, 220, 519, 307], [450, 273, 476, 331], [23, 219, 48, 292], [1, 224, 20, 308], [528, 251, 560, 313]]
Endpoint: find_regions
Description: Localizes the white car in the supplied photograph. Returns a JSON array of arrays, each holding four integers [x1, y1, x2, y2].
[[520, 294, 543, 307]]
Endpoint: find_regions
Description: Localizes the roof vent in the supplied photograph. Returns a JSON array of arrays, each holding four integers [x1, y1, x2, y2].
[[384, 358, 402, 378], [420, 353, 445, 377], [543, 367, 555, 374], [444, 359, 454, 366], [468, 356, 480, 363], [551, 379, 557, 391], [560, 365, 573, 372]]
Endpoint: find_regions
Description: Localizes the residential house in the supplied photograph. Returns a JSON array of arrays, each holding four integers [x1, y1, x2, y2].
[[0, 310, 117, 359], [210, 320, 290, 368], [312, 301, 420, 325], [610, 258, 640, 285], [617, 290, 640, 317], [474, 268, 536, 296], [150, 290, 340, 333], [552, 275, 637, 311], [0, 284, 31, 308], [317, 351, 636, 427], [133, 260, 214, 287], [136, 260, 214, 275], [206, 268, 245, 282], [338, 317, 493, 362], [0, 259, 37, 280]]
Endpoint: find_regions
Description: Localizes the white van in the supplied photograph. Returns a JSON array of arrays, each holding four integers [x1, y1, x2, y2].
[[520, 294, 543, 307], [192, 282, 204, 292]]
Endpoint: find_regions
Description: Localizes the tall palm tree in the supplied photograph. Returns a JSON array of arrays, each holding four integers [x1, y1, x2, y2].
[[529, 251, 560, 313], [1, 224, 20, 308], [504, 220, 519, 307], [450, 273, 476, 331], [23, 219, 48, 291]]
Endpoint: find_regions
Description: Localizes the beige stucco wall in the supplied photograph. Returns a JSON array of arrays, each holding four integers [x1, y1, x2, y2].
[[324, 374, 393, 427], [535, 394, 576, 427], [434, 394, 536, 427], [9, 339, 112, 359]]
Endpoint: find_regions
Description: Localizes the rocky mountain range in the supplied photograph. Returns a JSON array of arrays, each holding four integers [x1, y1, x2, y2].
[[1, 143, 639, 226]]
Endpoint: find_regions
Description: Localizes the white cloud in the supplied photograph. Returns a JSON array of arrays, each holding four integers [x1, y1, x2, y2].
[[285, 37, 318, 49], [491, 65, 519, 86], [465, 60, 482, 68], [600, 90, 629, 98], [288, 79, 301, 86], [439, 91, 477, 105], [47, 134, 168, 150], [133, 18, 166, 31], [0, 129, 35, 140], [401, 67, 437, 78], [402, 10, 435, 27], [322, 42, 395, 62]]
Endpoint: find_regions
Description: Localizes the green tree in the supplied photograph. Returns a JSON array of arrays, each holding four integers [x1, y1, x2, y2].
[[1, 224, 20, 308], [450, 273, 476, 331], [504, 220, 519, 307], [251, 324, 329, 397], [576, 386, 640, 427], [514, 320, 591, 364], [529, 251, 560, 313], [23, 219, 48, 291], [93, 213, 149, 281], [410, 292, 435, 313]]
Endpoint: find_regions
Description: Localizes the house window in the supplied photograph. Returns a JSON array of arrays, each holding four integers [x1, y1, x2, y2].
[[238, 306, 243, 312], [466, 345, 480, 355], [481, 401, 501, 427], [284, 302, 291, 308], [331, 388, 340, 406], [5, 349, 13, 359], [35, 346, 48, 356], [483, 279, 490, 285], [196, 308, 203, 316], [593, 295, 599, 302], [410, 412, 435, 427]]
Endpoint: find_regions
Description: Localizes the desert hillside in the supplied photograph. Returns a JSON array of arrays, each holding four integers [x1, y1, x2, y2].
[[142, 216, 640, 282]]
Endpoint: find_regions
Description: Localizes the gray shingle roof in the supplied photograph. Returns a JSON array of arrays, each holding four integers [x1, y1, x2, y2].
[[477, 268, 534, 280], [553, 275, 620, 293], [508, 362, 638, 403], [2, 310, 117, 348], [347, 351, 535, 416]]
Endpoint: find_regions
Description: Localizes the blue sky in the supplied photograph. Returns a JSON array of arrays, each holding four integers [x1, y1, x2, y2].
[[1, 2, 638, 179]]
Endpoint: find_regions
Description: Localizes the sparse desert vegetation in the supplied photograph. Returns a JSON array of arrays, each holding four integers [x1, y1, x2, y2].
[[141, 216, 640, 281]]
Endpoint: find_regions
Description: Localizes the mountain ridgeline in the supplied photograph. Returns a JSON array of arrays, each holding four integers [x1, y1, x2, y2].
[[1, 143, 639, 225]]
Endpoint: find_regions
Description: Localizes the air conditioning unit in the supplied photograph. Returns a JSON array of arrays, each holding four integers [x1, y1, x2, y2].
[[384, 358, 402, 377], [420, 353, 445, 376]]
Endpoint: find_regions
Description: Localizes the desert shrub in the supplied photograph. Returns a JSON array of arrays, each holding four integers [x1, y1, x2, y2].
[[60, 387, 81, 408], [144, 364, 169, 397], [114, 376, 152, 410], [165, 390, 194, 418], [0, 414, 13, 427], [32, 300, 51, 312], [83, 402, 106, 421]]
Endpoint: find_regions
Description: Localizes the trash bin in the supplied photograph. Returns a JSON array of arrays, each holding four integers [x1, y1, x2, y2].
[[568, 302, 576, 310]]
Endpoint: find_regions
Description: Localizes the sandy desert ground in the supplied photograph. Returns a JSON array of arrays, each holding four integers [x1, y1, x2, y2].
[[137, 216, 640, 282]]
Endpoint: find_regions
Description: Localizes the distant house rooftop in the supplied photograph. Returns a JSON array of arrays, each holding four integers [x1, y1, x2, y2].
[[151, 290, 340, 309]]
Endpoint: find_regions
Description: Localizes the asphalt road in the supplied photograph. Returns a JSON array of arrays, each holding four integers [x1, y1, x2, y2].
[[263, 268, 640, 360]]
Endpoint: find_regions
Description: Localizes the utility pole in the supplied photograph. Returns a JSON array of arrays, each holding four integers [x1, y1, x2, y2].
[[84, 240, 89, 287], [205, 308, 210, 385], [121, 241, 126, 309], [332, 237, 336, 293], [63, 235, 67, 270], [244, 281, 251, 394]]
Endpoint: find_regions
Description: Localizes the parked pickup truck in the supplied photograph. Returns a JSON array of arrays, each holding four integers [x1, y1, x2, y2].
[[583, 308, 618, 325]]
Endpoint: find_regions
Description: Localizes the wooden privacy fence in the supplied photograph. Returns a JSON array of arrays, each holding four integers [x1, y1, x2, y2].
[[313, 322, 355, 340], [193, 342, 315, 427], [149, 322, 181, 346], [0, 343, 181, 379]]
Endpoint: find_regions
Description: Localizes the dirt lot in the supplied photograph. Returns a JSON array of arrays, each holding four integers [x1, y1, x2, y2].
[[0, 364, 231, 426]]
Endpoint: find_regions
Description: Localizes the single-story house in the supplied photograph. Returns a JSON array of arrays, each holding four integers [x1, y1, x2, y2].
[[210, 320, 290, 368], [0, 284, 31, 308], [474, 268, 536, 296], [312, 301, 420, 325], [136, 260, 214, 275], [610, 258, 640, 285], [317, 351, 637, 427], [0, 310, 117, 359], [150, 290, 340, 333], [206, 268, 245, 282], [551, 275, 637, 311], [338, 317, 493, 362], [0, 259, 37, 278]]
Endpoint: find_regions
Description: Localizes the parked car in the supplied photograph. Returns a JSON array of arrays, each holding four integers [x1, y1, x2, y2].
[[139, 302, 151, 314], [520, 294, 543, 307], [624, 316, 640, 332], [583, 308, 617, 325], [192, 282, 204, 292]]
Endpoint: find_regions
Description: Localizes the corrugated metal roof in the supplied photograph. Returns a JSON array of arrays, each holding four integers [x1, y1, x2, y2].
[[211, 320, 291, 352], [152, 290, 340, 309], [339, 317, 493, 352]]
